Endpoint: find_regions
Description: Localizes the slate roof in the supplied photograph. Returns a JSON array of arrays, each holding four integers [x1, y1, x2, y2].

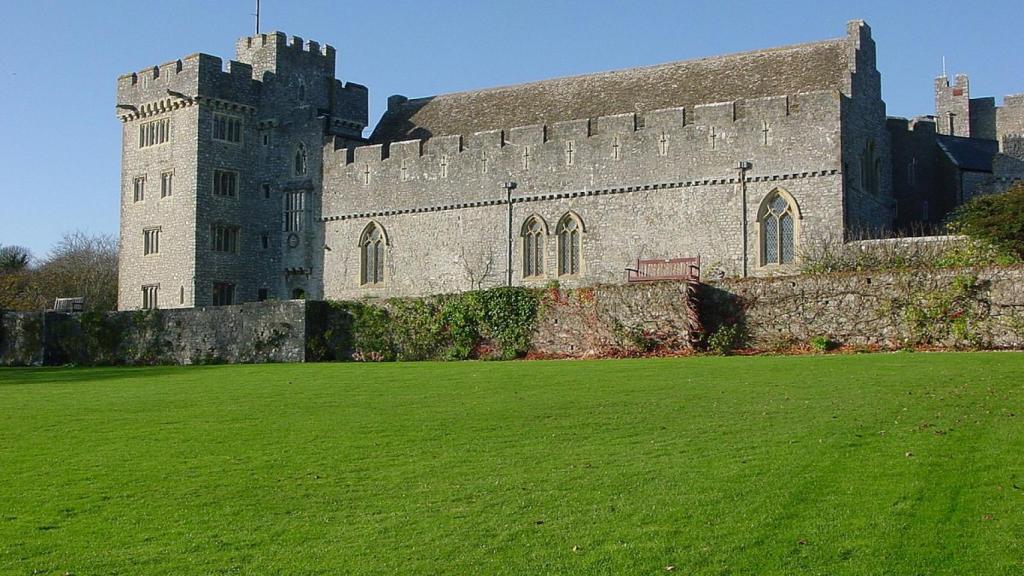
[[371, 37, 851, 144], [937, 135, 998, 172]]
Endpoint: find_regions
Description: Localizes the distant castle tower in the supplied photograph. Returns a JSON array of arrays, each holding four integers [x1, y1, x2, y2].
[[935, 73, 998, 140], [115, 33, 368, 309]]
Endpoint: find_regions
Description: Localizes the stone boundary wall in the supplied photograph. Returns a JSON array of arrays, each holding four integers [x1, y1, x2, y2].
[[702, 266, 1024, 350], [0, 301, 307, 367], [4, 267, 1022, 366], [531, 282, 700, 357]]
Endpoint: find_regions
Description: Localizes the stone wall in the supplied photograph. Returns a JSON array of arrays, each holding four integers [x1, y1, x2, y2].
[[702, 266, 1024, 350], [320, 22, 893, 301], [531, 282, 700, 357], [322, 89, 849, 298], [0, 301, 307, 367], [4, 268, 1022, 366]]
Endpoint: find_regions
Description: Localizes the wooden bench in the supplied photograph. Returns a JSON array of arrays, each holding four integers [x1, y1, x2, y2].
[[625, 256, 700, 283]]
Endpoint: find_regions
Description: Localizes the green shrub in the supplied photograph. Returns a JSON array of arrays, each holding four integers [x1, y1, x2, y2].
[[901, 274, 984, 348], [316, 287, 541, 362], [809, 335, 839, 353], [707, 323, 746, 355], [947, 184, 1024, 261]]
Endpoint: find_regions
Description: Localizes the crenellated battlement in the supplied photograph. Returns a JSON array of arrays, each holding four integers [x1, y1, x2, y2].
[[236, 31, 335, 59], [333, 91, 837, 170], [115, 52, 263, 121], [887, 116, 937, 135], [234, 31, 336, 79]]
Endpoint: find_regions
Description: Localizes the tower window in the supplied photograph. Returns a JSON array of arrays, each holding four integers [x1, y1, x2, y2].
[[139, 118, 170, 148], [211, 224, 240, 253], [213, 170, 239, 197], [161, 171, 174, 198], [212, 113, 243, 143], [143, 227, 161, 255], [133, 176, 146, 202], [141, 285, 159, 310], [212, 282, 235, 306], [285, 191, 306, 232]]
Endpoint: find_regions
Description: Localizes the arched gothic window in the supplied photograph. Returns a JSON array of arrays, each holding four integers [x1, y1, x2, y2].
[[860, 140, 880, 194], [760, 191, 798, 266], [521, 216, 546, 278], [294, 144, 307, 176], [359, 222, 386, 286], [557, 213, 583, 276]]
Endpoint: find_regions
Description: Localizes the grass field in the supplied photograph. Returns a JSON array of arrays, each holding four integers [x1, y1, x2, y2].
[[1, 353, 1022, 575]]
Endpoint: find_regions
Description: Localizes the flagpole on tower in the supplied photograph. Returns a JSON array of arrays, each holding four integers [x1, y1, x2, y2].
[[255, 0, 261, 35]]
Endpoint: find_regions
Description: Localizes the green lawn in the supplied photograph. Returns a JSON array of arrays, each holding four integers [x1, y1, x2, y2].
[[1, 354, 1022, 575]]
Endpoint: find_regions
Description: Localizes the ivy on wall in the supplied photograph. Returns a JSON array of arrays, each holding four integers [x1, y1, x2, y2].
[[307, 287, 542, 362]]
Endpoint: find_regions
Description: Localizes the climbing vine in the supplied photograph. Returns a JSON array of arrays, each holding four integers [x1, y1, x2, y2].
[[899, 274, 987, 348], [308, 286, 542, 362]]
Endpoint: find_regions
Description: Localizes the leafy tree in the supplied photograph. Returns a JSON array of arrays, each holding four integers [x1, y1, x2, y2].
[[948, 183, 1024, 260], [0, 270, 42, 311], [0, 245, 32, 273], [0, 234, 118, 312]]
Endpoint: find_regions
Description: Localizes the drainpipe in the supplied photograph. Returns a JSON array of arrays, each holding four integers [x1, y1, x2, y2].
[[504, 181, 517, 286], [738, 161, 752, 277]]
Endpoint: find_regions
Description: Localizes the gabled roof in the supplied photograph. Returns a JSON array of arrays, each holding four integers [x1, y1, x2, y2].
[[370, 37, 852, 144], [937, 135, 998, 172]]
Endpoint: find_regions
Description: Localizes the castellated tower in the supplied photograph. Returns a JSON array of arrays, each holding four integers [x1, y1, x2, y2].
[[115, 32, 368, 310], [934, 73, 999, 140], [935, 74, 972, 137]]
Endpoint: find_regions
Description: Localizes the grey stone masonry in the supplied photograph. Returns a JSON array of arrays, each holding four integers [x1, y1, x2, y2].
[[116, 19, 1024, 308], [116, 32, 368, 310], [935, 74, 972, 137], [321, 21, 892, 300]]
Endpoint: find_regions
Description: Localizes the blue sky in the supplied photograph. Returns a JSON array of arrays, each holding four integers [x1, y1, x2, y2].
[[2, 0, 1022, 257]]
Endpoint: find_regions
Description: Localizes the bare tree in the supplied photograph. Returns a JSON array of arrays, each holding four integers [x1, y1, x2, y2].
[[35, 232, 119, 311], [459, 246, 499, 290]]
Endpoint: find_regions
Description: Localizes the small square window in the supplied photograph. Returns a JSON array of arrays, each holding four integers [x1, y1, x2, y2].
[[258, 288, 269, 302]]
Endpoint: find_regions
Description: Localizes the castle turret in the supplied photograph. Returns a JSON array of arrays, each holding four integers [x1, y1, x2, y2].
[[935, 74, 972, 137]]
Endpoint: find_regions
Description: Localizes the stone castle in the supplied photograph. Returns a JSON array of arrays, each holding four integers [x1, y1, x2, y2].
[[115, 20, 1024, 310]]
